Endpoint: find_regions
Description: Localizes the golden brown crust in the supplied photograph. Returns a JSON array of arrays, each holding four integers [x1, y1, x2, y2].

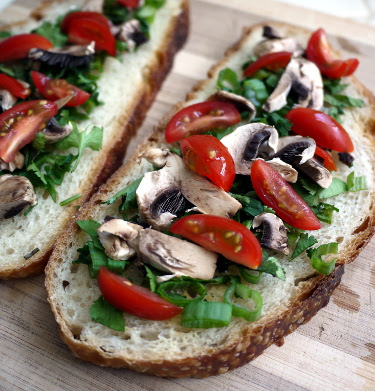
[[46, 21, 375, 378], [0, 0, 189, 279]]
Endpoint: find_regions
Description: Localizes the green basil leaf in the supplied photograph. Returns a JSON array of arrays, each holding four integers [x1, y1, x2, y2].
[[90, 296, 125, 332]]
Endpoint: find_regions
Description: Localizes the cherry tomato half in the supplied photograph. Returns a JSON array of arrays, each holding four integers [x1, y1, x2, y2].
[[0, 33, 53, 63], [165, 101, 241, 143], [314, 146, 337, 171], [306, 28, 359, 79], [67, 18, 116, 56], [285, 107, 354, 153], [0, 100, 57, 163], [243, 51, 292, 77], [0, 73, 30, 99], [170, 215, 263, 269], [98, 267, 182, 320], [117, 0, 140, 8], [181, 135, 236, 191], [31, 71, 90, 107], [250, 160, 321, 230], [61, 11, 111, 33]]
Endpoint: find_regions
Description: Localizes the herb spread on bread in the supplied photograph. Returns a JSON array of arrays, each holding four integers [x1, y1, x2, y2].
[[73, 25, 367, 332], [0, 0, 165, 215]]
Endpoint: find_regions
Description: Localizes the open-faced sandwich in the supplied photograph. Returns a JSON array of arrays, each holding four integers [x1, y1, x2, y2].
[[46, 22, 375, 378], [0, 0, 189, 278]]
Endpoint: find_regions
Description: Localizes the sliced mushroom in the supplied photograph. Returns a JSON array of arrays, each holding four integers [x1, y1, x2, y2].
[[266, 158, 298, 183], [82, 0, 104, 12], [42, 118, 73, 143], [0, 175, 37, 219], [97, 219, 143, 260], [297, 157, 332, 188], [0, 152, 25, 172], [136, 153, 241, 230], [112, 19, 148, 52], [0, 89, 17, 113], [253, 213, 289, 255], [273, 136, 316, 165], [137, 148, 170, 168], [138, 228, 217, 281], [254, 38, 303, 58], [29, 42, 95, 68], [221, 123, 278, 175], [208, 90, 256, 121], [262, 58, 323, 113], [262, 25, 283, 39]]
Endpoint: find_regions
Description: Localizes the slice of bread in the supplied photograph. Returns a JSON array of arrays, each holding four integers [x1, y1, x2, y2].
[[45, 22, 375, 378], [0, 0, 189, 278]]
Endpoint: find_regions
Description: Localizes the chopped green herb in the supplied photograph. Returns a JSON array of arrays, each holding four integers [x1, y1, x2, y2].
[[257, 257, 285, 280], [217, 68, 241, 93], [312, 202, 339, 224], [318, 178, 347, 199], [290, 233, 318, 261], [32, 21, 68, 47], [346, 171, 367, 192], [59, 193, 82, 206]]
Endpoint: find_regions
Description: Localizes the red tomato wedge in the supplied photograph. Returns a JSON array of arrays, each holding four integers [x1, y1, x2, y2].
[[98, 267, 183, 320], [243, 51, 292, 77], [170, 215, 263, 269], [0, 100, 57, 163], [181, 135, 235, 191], [165, 101, 241, 143], [315, 146, 337, 171], [285, 107, 354, 153], [306, 28, 359, 79], [67, 18, 116, 56], [250, 160, 321, 230], [0, 73, 30, 99], [31, 71, 90, 107], [0, 33, 53, 62], [61, 11, 111, 33], [117, 0, 140, 8]]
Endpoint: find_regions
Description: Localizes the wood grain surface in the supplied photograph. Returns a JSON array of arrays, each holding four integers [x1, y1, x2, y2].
[[1, 1, 375, 390]]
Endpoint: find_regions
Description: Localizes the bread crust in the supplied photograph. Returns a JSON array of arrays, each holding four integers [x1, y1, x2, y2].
[[46, 21, 375, 378], [0, 0, 189, 279]]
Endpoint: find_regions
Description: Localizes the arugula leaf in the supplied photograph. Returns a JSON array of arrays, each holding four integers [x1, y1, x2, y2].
[[32, 21, 67, 47], [257, 257, 285, 280], [54, 124, 103, 172], [318, 178, 347, 199], [90, 296, 125, 331], [346, 171, 367, 192], [290, 233, 318, 260], [217, 68, 241, 93]]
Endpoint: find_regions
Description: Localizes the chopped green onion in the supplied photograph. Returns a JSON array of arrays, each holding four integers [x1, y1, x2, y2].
[[59, 193, 82, 206], [239, 266, 263, 284], [158, 281, 207, 307], [307, 242, 338, 275], [181, 301, 232, 328], [224, 284, 263, 322]]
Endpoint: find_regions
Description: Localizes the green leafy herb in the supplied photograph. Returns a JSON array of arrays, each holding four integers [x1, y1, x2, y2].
[[318, 178, 347, 199], [169, 147, 181, 156], [144, 265, 158, 292], [231, 193, 263, 217], [311, 202, 339, 224], [243, 79, 268, 107], [257, 257, 285, 280], [346, 171, 367, 192], [90, 296, 125, 331], [290, 233, 318, 260], [307, 242, 338, 275], [77, 219, 102, 248], [0, 31, 11, 38], [32, 21, 68, 47], [54, 124, 103, 172]]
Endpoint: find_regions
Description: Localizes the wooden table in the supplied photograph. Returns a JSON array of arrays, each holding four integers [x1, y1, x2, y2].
[[1, 1, 375, 390]]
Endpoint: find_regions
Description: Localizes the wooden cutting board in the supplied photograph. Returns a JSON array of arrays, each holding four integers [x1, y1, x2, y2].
[[1, 1, 375, 390]]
